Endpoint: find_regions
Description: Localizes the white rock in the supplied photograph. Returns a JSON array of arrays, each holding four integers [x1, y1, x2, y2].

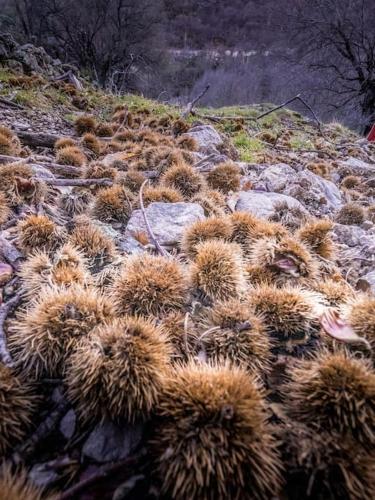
[[187, 125, 223, 153], [126, 202, 205, 246], [235, 191, 308, 219]]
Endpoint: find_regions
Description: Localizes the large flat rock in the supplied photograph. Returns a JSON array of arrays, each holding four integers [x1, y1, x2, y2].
[[126, 202, 205, 246]]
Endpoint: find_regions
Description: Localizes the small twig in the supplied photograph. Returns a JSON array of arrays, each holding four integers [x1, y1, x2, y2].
[[42, 178, 113, 187], [181, 84, 210, 119], [139, 180, 168, 257], [0, 290, 23, 366], [256, 94, 303, 121], [12, 399, 70, 464], [183, 312, 190, 355], [0, 96, 26, 109], [59, 450, 146, 500]]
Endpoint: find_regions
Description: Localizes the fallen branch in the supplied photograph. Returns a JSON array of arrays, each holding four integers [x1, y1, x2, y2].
[[42, 177, 113, 187], [12, 399, 71, 464], [0, 290, 23, 367], [0, 154, 82, 177], [59, 450, 146, 500], [256, 94, 323, 134], [181, 84, 210, 119], [0, 96, 26, 110], [14, 130, 111, 149], [0, 235, 23, 270], [51, 70, 83, 91], [139, 180, 168, 257]]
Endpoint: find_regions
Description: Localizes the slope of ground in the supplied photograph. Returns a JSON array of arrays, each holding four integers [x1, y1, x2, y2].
[[0, 65, 374, 499]]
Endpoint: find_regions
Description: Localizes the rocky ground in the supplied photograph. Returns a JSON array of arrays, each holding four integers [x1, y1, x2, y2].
[[0, 44, 375, 500]]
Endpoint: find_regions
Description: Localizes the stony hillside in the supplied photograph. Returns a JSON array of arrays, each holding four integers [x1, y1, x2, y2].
[[0, 58, 374, 500]]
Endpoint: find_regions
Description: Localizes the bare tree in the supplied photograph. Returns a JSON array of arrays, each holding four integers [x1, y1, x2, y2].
[[291, 0, 375, 133], [6, 0, 166, 89]]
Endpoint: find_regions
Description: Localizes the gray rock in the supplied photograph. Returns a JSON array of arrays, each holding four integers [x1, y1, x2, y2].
[[283, 170, 342, 214], [31, 164, 55, 179], [235, 191, 308, 219], [82, 421, 143, 463], [101, 151, 131, 168], [60, 409, 76, 440], [340, 158, 375, 176], [187, 125, 223, 153], [333, 224, 367, 247], [360, 271, 375, 294], [257, 163, 296, 192], [126, 202, 205, 246], [119, 233, 146, 255]]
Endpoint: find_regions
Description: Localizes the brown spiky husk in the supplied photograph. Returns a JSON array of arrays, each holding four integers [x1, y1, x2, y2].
[[161, 162, 206, 199], [81, 133, 101, 155], [59, 188, 93, 216], [0, 465, 51, 500], [181, 216, 233, 258], [0, 162, 33, 205], [65, 316, 171, 423], [8, 286, 114, 379], [150, 362, 283, 500], [159, 311, 198, 362], [117, 169, 145, 193], [18, 243, 89, 298], [230, 211, 287, 255], [336, 203, 365, 225], [248, 284, 320, 348], [345, 296, 375, 350], [74, 115, 97, 135], [206, 161, 241, 194], [190, 240, 246, 303], [279, 423, 375, 500], [112, 254, 189, 316], [0, 191, 11, 225], [17, 215, 66, 254], [68, 217, 117, 270], [91, 185, 134, 223], [83, 162, 117, 181], [196, 299, 271, 374], [142, 186, 184, 206], [0, 364, 39, 456], [0, 128, 21, 155], [313, 278, 354, 307], [248, 236, 319, 286], [284, 350, 375, 446], [56, 146, 87, 167], [191, 189, 226, 217], [54, 137, 76, 150], [297, 219, 335, 259]]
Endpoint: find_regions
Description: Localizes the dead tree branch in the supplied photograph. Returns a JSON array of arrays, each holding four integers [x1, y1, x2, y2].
[[42, 178, 113, 187], [0, 290, 23, 367], [12, 399, 71, 464], [0, 235, 23, 270], [59, 450, 146, 500], [139, 180, 167, 257], [0, 97, 26, 110], [181, 84, 210, 119]]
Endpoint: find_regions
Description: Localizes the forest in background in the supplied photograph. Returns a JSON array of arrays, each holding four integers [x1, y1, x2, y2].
[[0, 0, 374, 132]]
